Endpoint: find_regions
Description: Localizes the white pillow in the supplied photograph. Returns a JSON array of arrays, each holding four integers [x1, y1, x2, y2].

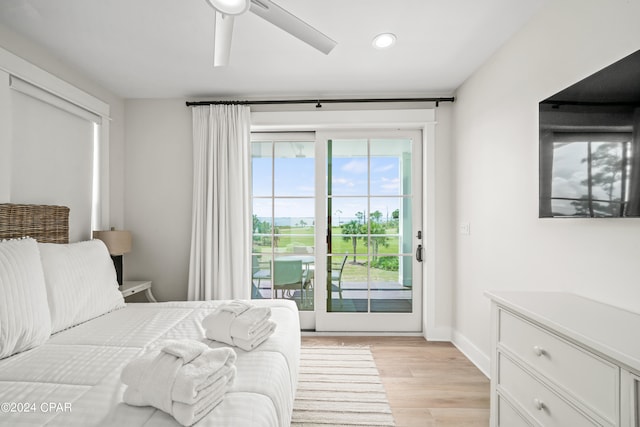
[[0, 238, 52, 359], [39, 239, 125, 333]]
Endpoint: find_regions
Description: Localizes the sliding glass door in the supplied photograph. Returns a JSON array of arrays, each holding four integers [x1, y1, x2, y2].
[[315, 130, 422, 331], [251, 133, 316, 319], [250, 129, 423, 332]]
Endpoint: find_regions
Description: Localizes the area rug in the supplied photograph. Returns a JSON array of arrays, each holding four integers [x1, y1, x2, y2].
[[292, 345, 396, 426]]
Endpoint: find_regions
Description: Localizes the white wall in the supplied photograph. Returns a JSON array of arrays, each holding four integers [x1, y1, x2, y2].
[[0, 24, 126, 228], [124, 99, 193, 301], [451, 0, 640, 375]]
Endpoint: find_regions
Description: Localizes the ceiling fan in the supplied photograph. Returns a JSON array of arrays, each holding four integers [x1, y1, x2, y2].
[[205, 0, 337, 67]]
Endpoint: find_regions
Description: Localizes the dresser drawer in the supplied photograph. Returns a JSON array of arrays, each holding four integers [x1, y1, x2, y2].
[[498, 353, 600, 427], [497, 395, 533, 427], [498, 309, 618, 423]]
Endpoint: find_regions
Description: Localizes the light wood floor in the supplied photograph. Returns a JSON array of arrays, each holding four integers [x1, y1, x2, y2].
[[301, 336, 490, 427]]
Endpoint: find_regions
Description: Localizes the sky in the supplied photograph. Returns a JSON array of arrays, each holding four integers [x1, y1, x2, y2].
[[252, 144, 411, 221]]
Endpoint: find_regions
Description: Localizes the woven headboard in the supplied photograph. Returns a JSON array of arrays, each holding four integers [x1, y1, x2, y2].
[[0, 203, 70, 243]]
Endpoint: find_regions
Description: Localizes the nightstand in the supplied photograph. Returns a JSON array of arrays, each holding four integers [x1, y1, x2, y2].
[[120, 280, 158, 302]]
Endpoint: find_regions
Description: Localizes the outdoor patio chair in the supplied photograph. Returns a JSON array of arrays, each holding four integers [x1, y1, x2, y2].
[[273, 258, 310, 300], [330, 255, 348, 300], [252, 255, 271, 297]]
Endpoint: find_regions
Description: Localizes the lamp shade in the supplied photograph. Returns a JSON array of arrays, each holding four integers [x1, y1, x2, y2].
[[93, 230, 132, 255]]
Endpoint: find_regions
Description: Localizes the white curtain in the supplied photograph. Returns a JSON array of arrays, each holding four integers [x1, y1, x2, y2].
[[188, 105, 252, 300]]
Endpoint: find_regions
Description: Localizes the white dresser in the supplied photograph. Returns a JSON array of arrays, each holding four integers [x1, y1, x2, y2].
[[486, 291, 640, 427]]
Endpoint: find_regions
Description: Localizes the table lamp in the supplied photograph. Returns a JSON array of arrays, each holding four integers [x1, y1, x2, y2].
[[93, 229, 132, 287]]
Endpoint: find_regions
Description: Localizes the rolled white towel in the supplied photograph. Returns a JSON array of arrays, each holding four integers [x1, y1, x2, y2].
[[230, 320, 277, 351], [171, 346, 237, 404], [122, 339, 211, 410], [122, 340, 209, 387], [202, 302, 275, 350], [202, 304, 246, 344], [218, 300, 252, 315], [173, 367, 236, 426], [121, 340, 237, 426], [121, 347, 182, 414], [162, 339, 209, 363], [229, 306, 272, 341], [125, 365, 236, 426]]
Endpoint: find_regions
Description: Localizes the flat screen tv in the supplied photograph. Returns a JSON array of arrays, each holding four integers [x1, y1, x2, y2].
[[539, 49, 640, 218]]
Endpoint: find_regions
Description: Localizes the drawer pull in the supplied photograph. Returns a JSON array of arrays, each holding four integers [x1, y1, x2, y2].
[[533, 345, 545, 356], [533, 398, 545, 411]]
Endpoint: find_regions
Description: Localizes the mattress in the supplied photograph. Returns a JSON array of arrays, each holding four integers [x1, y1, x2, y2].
[[0, 299, 300, 426]]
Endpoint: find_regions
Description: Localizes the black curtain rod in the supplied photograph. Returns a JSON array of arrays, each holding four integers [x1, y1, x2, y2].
[[185, 97, 454, 108]]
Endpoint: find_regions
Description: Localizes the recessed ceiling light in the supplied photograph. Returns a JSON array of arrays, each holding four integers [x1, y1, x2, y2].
[[372, 33, 397, 49]]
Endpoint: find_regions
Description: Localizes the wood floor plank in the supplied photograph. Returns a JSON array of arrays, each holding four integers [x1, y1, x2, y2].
[[301, 336, 490, 426]]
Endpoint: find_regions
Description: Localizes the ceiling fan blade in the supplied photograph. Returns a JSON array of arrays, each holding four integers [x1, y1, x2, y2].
[[213, 11, 234, 67], [249, 0, 337, 55]]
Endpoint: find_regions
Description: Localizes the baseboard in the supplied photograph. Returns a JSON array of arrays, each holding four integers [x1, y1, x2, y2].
[[301, 331, 424, 336], [451, 330, 491, 378], [424, 326, 452, 341]]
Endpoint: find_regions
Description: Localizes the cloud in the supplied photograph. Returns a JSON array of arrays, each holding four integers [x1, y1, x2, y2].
[[374, 164, 394, 173], [377, 177, 400, 191], [341, 159, 367, 174], [333, 177, 355, 187]]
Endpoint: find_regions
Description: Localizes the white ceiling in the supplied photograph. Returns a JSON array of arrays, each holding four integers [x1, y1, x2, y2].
[[0, 0, 547, 99]]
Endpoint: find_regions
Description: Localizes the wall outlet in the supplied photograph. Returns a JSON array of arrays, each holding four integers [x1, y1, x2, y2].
[[459, 222, 471, 235]]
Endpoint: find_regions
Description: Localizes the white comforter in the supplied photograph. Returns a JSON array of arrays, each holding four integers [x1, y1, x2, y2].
[[0, 300, 300, 427]]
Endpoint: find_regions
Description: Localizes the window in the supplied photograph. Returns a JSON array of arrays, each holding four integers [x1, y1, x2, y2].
[[251, 133, 316, 311]]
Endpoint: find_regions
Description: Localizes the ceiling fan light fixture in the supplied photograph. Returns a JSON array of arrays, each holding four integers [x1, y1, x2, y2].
[[372, 33, 397, 49], [206, 0, 250, 15]]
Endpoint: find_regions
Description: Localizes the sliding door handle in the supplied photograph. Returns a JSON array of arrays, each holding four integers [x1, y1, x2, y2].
[[416, 244, 423, 262]]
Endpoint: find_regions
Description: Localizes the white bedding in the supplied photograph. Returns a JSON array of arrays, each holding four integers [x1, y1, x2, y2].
[[0, 299, 300, 427]]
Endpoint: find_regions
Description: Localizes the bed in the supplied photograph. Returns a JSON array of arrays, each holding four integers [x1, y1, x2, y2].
[[0, 204, 300, 426]]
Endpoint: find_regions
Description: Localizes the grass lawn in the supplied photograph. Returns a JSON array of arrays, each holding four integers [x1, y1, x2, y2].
[[253, 225, 406, 282], [253, 225, 401, 254]]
